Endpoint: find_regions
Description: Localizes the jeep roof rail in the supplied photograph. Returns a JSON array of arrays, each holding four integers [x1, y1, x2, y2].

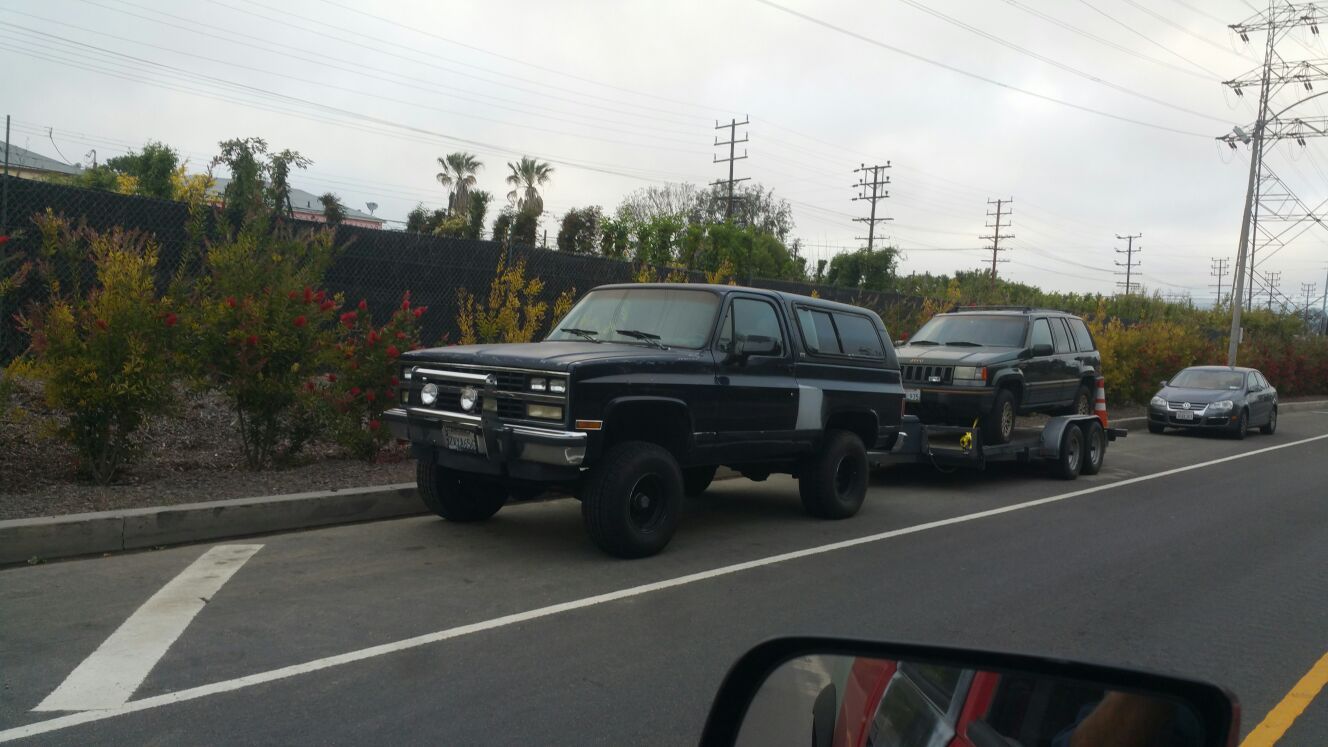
[[945, 305, 1067, 314]]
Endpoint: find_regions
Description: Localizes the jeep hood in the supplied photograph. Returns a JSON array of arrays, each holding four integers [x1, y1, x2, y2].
[[400, 341, 687, 372], [894, 345, 1015, 365]]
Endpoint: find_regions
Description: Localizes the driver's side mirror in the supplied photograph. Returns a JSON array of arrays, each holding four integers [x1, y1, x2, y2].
[[1160, 380, 1168, 387], [1031, 343, 1054, 356], [726, 335, 780, 364], [700, 637, 1237, 747]]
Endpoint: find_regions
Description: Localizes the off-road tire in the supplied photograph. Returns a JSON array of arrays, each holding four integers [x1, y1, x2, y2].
[[416, 461, 507, 522], [798, 430, 868, 519], [580, 441, 683, 558], [982, 389, 1018, 445]]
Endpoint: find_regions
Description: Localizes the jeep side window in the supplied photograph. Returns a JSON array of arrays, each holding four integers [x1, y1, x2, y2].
[[719, 298, 785, 356], [832, 312, 885, 358], [1067, 317, 1096, 352], [797, 307, 842, 355], [1030, 318, 1052, 351], [1049, 317, 1072, 354]]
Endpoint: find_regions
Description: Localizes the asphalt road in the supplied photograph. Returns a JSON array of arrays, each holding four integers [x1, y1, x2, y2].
[[2, 412, 1327, 745]]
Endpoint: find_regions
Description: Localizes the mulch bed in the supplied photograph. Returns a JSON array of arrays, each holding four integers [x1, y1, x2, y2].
[[0, 378, 412, 521]]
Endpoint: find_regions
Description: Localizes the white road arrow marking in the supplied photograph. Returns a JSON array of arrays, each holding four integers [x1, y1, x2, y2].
[[34, 544, 263, 712]]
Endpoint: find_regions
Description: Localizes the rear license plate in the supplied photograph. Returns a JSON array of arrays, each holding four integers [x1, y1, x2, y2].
[[905, 388, 921, 403], [444, 427, 483, 454], [1175, 410, 1195, 421]]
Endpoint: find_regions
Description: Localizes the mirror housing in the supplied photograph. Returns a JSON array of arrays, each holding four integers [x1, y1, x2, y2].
[[700, 637, 1238, 747], [1031, 343, 1054, 356], [1160, 380, 1168, 387], [726, 335, 779, 365]]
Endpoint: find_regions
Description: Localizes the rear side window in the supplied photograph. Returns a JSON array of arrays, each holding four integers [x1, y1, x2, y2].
[[1066, 318, 1095, 352], [796, 308, 842, 355], [1049, 318, 1072, 353], [832, 313, 885, 359], [1256, 371, 1271, 388]]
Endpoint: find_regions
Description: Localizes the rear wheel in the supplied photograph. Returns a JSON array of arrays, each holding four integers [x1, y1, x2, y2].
[[682, 465, 717, 497], [580, 441, 682, 558], [1050, 424, 1084, 480], [1069, 384, 1093, 416], [1229, 409, 1249, 440], [799, 430, 868, 519], [1080, 421, 1105, 476], [416, 461, 507, 522], [1260, 407, 1277, 435], [982, 389, 1017, 445]]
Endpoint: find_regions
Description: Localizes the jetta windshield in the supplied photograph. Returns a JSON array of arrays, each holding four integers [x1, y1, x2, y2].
[[1169, 370, 1245, 390], [911, 315, 1028, 347], [548, 288, 720, 349]]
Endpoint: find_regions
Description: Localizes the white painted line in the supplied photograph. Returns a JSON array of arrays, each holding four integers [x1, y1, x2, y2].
[[1111, 416, 1146, 424], [6, 434, 1328, 742], [33, 545, 263, 713]]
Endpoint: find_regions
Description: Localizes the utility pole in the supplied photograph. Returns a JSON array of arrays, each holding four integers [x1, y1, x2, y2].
[[1114, 233, 1142, 295], [852, 163, 892, 253], [1210, 257, 1230, 305], [980, 198, 1014, 287], [1322, 264, 1328, 334], [1303, 282, 1317, 326], [1264, 270, 1282, 310], [711, 117, 750, 221]]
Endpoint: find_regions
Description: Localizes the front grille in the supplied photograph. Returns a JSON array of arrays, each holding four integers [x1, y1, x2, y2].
[[492, 371, 526, 391], [1167, 401, 1206, 411], [496, 398, 526, 419], [902, 364, 954, 385]]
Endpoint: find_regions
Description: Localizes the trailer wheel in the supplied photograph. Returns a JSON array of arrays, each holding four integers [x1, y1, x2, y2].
[[1080, 421, 1105, 476], [1050, 424, 1084, 480]]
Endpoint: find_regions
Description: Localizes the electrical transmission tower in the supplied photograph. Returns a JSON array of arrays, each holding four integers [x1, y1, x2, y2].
[[852, 163, 892, 252], [1217, 2, 1328, 364], [980, 198, 1013, 286], [1211, 257, 1230, 305], [1264, 270, 1283, 310], [1114, 233, 1142, 295], [1303, 281, 1318, 325], [712, 117, 750, 221]]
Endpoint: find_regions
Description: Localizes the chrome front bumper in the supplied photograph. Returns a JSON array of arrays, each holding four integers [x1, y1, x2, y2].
[[384, 407, 587, 467]]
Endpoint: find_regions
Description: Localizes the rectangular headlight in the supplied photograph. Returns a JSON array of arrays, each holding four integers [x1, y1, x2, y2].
[[526, 403, 563, 420], [549, 378, 566, 394], [530, 377, 547, 391]]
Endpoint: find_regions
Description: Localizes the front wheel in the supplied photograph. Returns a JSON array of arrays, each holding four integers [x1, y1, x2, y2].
[[1260, 407, 1277, 435], [1229, 409, 1249, 440], [580, 441, 682, 558], [416, 461, 507, 522], [799, 430, 868, 519], [1148, 423, 1166, 434], [982, 389, 1017, 445]]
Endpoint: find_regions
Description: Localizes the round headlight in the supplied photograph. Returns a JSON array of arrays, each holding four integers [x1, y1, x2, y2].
[[420, 382, 438, 405], [460, 385, 479, 412]]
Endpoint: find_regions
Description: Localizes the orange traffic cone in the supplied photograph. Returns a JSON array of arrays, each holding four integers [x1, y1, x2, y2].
[[1094, 376, 1109, 428]]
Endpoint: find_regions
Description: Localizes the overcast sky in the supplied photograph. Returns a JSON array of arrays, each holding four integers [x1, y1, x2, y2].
[[2, 0, 1326, 304]]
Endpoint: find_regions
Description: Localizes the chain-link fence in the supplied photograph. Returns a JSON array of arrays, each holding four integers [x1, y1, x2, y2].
[[0, 175, 923, 361]]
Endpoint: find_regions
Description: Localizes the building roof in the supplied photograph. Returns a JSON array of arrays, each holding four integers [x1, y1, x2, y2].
[[208, 177, 381, 223], [0, 141, 84, 176]]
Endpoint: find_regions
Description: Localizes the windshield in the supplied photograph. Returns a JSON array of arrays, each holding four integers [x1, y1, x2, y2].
[[547, 288, 720, 349], [1168, 370, 1245, 390], [910, 315, 1028, 347]]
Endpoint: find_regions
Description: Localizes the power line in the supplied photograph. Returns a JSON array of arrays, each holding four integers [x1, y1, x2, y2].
[[1115, 233, 1142, 295], [1118, 0, 1258, 62], [753, 0, 1213, 138], [1074, 0, 1224, 79], [852, 163, 892, 252]]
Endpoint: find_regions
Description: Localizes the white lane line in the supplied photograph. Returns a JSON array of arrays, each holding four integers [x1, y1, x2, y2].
[[6, 434, 1328, 742], [1112, 416, 1146, 423], [33, 545, 263, 713]]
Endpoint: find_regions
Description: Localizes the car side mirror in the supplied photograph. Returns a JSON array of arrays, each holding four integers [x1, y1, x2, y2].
[[700, 637, 1239, 747], [1031, 343, 1054, 356], [727, 335, 779, 364], [1160, 380, 1168, 387]]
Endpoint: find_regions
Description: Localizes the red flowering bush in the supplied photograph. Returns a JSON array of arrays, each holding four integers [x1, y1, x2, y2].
[[16, 218, 181, 483], [191, 224, 340, 468], [327, 291, 425, 459]]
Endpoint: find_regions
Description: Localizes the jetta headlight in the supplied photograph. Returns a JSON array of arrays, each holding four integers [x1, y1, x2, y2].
[[420, 382, 438, 405], [1150, 396, 1166, 408], [1208, 400, 1234, 413]]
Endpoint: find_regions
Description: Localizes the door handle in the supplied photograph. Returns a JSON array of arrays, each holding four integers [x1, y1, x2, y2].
[[716, 375, 731, 385]]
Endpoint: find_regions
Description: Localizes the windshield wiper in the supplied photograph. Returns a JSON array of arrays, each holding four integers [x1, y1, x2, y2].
[[908, 339, 939, 346], [559, 327, 600, 342], [616, 329, 667, 350], [944, 341, 983, 347]]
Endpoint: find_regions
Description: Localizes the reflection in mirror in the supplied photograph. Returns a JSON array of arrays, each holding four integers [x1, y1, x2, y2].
[[735, 654, 1205, 747]]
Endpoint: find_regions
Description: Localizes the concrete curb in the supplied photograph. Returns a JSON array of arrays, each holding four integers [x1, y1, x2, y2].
[[0, 483, 422, 565]]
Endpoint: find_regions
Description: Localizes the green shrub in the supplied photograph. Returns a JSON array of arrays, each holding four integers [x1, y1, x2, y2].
[[17, 220, 180, 483]]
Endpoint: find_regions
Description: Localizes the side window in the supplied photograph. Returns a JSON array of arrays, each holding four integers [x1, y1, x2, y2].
[[729, 298, 784, 356], [1247, 371, 1259, 390], [798, 308, 843, 355], [1030, 318, 1052, 350], [1049, 318, 1072, 354], [833, 313, 885, 359], [1067, 318, 1096, 352], [1257, 371, 1271, 389]]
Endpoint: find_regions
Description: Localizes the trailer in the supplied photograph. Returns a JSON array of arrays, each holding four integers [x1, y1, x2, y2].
[[871, 414, 1128, 479]]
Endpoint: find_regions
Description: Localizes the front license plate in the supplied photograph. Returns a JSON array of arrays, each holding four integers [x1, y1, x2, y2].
[[905, 388, 921, 403], [1176, 410, 1195, 421], [444, 427, 483, 454]]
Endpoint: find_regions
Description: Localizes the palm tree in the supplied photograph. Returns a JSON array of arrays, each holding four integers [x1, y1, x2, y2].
[[435, 152, 483, 215], [505, 156, 554, 214]]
